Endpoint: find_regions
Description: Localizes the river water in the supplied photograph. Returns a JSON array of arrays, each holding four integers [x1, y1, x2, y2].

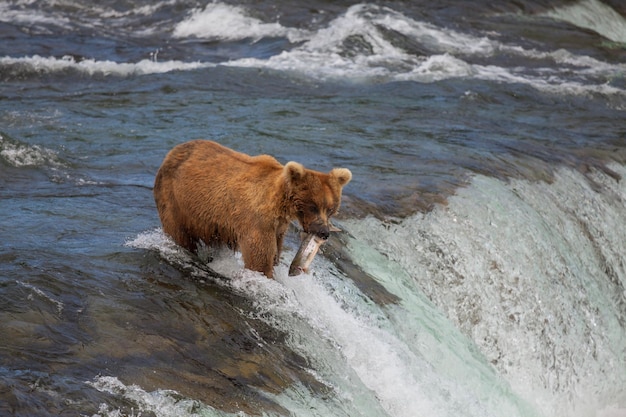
[[1, 1, 625, 416]]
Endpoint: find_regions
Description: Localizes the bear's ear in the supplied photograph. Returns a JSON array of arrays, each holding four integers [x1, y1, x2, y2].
[[285, 161, 305, 184], [330, 168, 352, 187]]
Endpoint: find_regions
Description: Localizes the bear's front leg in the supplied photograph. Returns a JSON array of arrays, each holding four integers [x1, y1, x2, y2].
[[240, 232, 277, 278]]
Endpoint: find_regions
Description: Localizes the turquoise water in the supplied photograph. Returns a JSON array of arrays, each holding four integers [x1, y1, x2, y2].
[[1, 1, 625, 416]]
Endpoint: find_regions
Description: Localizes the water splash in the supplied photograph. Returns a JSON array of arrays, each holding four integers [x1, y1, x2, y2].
[[544, 0, 626, 44], [0, 134, 64, 168], [345, 165, 626, 417], [89, 376, 233, 417], [0, 55, 213, 77], [173, 2, 309, 42], [220, 3, 626, 98], [126, 224, 539, 417]]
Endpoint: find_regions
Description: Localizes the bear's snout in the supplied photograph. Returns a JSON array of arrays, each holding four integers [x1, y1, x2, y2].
[[309, 222, 330, 240]]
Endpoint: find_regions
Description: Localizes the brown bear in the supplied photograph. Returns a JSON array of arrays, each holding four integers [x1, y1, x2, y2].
[[153, 140, 352, 278]]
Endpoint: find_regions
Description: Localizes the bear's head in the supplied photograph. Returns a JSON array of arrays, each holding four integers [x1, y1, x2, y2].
[[284, 161, 352, 240]]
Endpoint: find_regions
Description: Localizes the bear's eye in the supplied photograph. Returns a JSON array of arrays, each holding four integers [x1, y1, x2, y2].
[[297, 203, 319, 216]]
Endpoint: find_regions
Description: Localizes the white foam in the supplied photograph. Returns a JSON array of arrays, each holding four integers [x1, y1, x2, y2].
[[219, 3, 626, 99], [0, 55, 213, 77], [344, 165, 626, 417], [545, 0, 626, 43], [0, 134, 64, 168], [173, 2, 308, 42], [126, 228, 247, 286], [89, 376, 233, 417], [0, 3, 70, 29], [125, 228, 191, 263], [223, 258, 535, 417], [225, 4, 419, 82], [125, 227, 534, 416], [597, 405, 626, 417], [275, 273, 468, 417], [369, 5, 497, 56], [0, 1, 181, 36], [96, 0, 178, 19], [470, 62, 626, 97], [4, 2, 624, 98]]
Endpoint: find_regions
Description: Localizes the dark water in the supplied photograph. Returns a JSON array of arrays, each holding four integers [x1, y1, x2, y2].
[[1, 1, 626, 416]]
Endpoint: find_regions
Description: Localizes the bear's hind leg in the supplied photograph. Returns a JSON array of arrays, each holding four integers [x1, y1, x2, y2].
[[240, 233, 276, 278], [167, 225, 197, 253]]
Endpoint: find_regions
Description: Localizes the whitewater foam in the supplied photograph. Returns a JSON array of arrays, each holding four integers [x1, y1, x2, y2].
[[219, 3, 626, 98], [125, 228, 206, 273], [0, 55, 213, 77], [0, 2, 71, 30], [126, 225, 539, 417], [4, 1, 624, 98], [471, 62, 626, 97], [545, 0, 626, 44], [344, 165, 626, 417], [95, 0, 178, 19], [173, 2, 308, 42], [224, 4, 426, 82], [89, 376, 231, 417], [367, 5, 496, 56], [0, 134, 64, 168]]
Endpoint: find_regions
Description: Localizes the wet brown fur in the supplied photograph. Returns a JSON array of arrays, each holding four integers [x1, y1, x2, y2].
[[154, 140, 351, 278]]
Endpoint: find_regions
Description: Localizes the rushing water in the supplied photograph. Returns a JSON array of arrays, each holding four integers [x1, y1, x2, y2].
[[1, 1, 626, 416]]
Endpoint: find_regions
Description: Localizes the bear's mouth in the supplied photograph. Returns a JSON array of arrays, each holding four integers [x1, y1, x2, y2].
[[312, 226, 330, 240], [303, 221, 342, 240]]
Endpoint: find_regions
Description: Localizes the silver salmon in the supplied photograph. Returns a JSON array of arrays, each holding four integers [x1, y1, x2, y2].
[[288, 233, 326, 276]]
